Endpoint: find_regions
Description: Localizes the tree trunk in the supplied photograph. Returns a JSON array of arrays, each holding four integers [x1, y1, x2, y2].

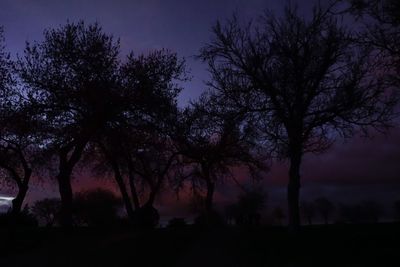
[[57, 167, 74, 228], [57, 142, 87, 228], [128, 170, 140, 210], [112, 163, 135, 220], [205, 178, 215, 214], [11, 169, 31, 216], [287, 147, 302, 231], [11, 183, 28, 215], [146, 175, 163, 207]]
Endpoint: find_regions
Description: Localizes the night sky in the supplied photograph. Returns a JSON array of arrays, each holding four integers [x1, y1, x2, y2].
[[0, 0, 399, 218]]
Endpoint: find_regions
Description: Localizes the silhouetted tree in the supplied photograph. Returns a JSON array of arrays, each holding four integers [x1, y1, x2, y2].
[[18, 21, 122, 227], [315, 197, 335, 224], [73, 188, 121, 227], [301, 201, 316, 225], [339, 201, 383, 223], [176, 92, 267, 221], [226, 188, 267, 226], [199, 3, 396, 229], [86, 50, 186, 227], [360, 200, 383, 223], [31, 198, 61, 226]]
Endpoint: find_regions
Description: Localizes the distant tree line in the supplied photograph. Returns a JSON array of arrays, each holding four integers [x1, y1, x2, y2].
[[0, 0, 398, 230]]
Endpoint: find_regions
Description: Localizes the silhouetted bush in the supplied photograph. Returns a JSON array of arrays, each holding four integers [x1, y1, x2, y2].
[[340, 201, 384, 223], [315, 197, 335, 224], [194, 209, 225, 228], [132, 204, 160, 229], [73, 188, 122, 227], [225, 189, 266, 226], [31, 198, 61, 227], [0, 205, 38, 227]]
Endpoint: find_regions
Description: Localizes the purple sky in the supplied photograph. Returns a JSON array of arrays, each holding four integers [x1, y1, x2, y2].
[[0, 0, 399, 215]]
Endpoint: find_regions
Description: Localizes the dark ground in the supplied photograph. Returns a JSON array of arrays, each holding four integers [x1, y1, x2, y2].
[[1, 223, 399, 267]]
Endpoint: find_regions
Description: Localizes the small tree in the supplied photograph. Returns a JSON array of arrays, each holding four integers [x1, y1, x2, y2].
[[226, 189, 267, 226]]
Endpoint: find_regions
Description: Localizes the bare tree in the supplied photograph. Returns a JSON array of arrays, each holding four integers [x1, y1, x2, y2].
[[344, 0, 400, 90], [199, 3, 396, 229], [176, 92, 268, 220]]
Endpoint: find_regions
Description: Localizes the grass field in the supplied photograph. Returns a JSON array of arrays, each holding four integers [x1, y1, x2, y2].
[[1, 223, 399, 267]]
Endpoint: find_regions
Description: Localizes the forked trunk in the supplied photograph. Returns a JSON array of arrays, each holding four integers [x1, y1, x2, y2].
[[112, 163, 135, 219], [128, 171, 140, 210]]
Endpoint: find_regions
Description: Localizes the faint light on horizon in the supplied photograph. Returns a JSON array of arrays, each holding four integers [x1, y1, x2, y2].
[[0, 195, 14, 212], [0, 195, 15, 202]]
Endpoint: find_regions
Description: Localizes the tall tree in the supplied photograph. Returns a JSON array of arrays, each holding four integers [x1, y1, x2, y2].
[[18, 21, 122, 227], [199, 4, 396, 229]]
